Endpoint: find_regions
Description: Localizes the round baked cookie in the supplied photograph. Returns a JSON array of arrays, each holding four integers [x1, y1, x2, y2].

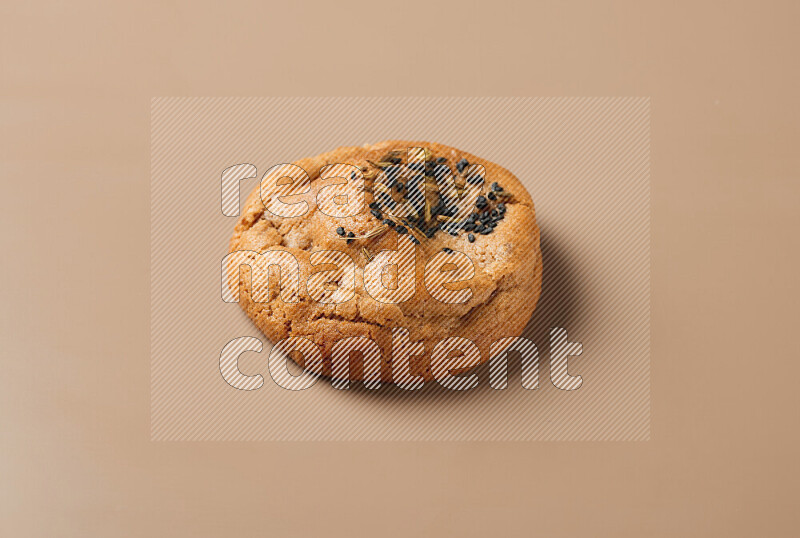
[[228, 140, 542, 383]]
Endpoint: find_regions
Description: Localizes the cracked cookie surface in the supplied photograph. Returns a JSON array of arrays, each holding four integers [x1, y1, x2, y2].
[[228, 140, 542, 382]]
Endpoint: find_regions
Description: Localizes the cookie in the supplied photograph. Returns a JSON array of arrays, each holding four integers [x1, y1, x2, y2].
[[227, 140, 542, 383]]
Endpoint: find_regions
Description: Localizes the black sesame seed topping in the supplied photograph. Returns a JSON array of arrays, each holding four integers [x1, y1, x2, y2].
[[344, 157, 509, 244], [443, 247, 453, 254]]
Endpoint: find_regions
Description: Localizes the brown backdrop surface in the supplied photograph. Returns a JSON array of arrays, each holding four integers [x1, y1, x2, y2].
[[2, 1, 798, 536]]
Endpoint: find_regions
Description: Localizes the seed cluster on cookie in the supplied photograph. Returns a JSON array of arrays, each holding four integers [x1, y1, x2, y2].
[[329, 146, 515, 260]]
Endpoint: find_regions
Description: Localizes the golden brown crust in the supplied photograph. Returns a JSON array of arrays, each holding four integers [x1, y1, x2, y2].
[[228, 140, 542, 382]]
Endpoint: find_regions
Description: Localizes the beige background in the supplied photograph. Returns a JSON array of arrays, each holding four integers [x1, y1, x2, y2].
[[1, 0, 798, 536]]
